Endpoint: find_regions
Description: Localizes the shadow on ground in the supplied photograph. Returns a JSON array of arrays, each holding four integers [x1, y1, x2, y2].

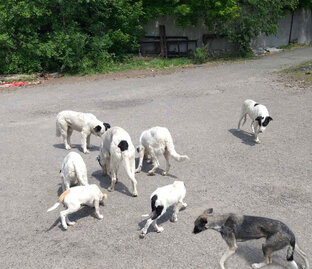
[[92, 169, 133, 197], [229, 129, 256, 146], [135, 157, 177, 178], [53, 143, 100, 152]]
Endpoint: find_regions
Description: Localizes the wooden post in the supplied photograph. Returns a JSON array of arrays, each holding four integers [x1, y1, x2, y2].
[[159, 25, 167, 58]]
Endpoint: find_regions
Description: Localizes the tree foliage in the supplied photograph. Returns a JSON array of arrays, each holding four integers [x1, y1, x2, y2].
[[0, 0, 144, 74], [143, 0, 302, 52]]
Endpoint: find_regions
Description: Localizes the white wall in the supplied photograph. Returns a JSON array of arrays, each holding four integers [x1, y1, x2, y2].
[[142, 9, 312, 55]]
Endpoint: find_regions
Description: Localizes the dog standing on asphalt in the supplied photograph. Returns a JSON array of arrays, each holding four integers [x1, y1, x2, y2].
[[56, 110, 110, 153], [140, 181, 187, 237], [193, 208, 309, 269], [238, 100, 273, 143], [97, 126, 138, 197], [60, 152, 88, 191], [47, 184, 107, 230], [135, 126, 189, 176]]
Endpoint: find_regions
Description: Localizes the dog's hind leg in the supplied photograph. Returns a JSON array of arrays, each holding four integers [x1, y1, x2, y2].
[[125, 156, 138, 197], [66, 216, 76, 226], [238, 113, 247, 130], [135, 146, 145, 173], [67, 127, 73, 148], [147, 149, 159, 176], [108, 170, 117, 192], [162, 149, 171, 176], [60, 205, 80, 230], [60, 126, 71, 150]]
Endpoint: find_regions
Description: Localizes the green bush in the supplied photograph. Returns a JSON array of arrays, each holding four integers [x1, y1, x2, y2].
[[193, 46, 209, 64], [0, 0, 144, 74]]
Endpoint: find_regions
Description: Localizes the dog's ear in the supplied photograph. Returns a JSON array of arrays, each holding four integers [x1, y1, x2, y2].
[[204, 208, 213, 215], [94, 125, 102, 133], [103, 122, 111, 131]]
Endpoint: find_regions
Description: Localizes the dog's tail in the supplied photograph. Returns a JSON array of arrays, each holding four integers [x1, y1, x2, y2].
[[166, 142, 189, 162], [294, 243, 309, 269], [47, 189, 70, 212], [56, 121, 61, 137]]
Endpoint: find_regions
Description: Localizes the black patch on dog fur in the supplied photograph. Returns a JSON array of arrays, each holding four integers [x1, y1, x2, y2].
[[104, 122, 111, 131], [94, 125, 102, 132], [262, 116, 273, 127], [255, 116, 263, 126], [118, 140, 128, 151], [151, 195, 157, 211], [254, 103, 259, 107]]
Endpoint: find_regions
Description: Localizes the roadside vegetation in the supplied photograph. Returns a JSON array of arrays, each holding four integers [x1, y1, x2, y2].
[[283, 60, 312, 85], [0, 0, 311, 75]]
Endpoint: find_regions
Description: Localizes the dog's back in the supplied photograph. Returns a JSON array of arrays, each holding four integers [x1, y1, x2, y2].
[[231, 215, 295, 242]]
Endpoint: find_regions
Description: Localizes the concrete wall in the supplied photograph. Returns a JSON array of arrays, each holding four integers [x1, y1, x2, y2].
[[142, 9, 312, 55]]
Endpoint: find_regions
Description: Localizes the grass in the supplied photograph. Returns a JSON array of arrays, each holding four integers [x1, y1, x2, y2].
[[279, 43, 308, 50], [283, 60, 312, 85]]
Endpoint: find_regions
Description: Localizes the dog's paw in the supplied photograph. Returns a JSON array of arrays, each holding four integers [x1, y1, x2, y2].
[[62, 225, 68, 230], [139, 231, 146, 238], [135, 168, 141, 174], [156, 226, 164, 233], [170, 216, 178, 222], [83, 150, 90, 154], [182, 202, 187, 208], [255, 140, 261, 144], [67, 220, 76, 226], [65, 145, 72, 150], [97, 214, 104, 220], [251, 263, 264, 269], [147, 171, 155, 176], [107, 187, 114, 192], [132, 192, 138, 197], [161, 171, 167, 176]]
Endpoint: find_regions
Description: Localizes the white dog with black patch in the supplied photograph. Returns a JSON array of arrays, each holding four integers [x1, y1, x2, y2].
[[60, 152, 88, 191], [140, 181, 187, 237], [47, 184, 107, 230], [238, 99, 273, 143], [97, 126, 138, 197], [56, 110, 110, 154], [136, 126, 189, 176]]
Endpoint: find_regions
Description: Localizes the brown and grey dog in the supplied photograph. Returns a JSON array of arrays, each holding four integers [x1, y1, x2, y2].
[[193, 209, 309, 269]]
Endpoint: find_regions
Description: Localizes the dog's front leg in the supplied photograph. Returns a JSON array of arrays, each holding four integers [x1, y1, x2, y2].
[[171, 201, 186, 222], [86, 134, 91, 148], [251, 121, 255, 134], [254, 130, 261, 144], [94, 199, 103, 219], [81, 132, 90, 154], [108, 171, 117, 192], [219, 247, 236, 269]]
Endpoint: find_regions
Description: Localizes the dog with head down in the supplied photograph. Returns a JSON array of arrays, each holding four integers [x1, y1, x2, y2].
[[56, 110, 110, 153]]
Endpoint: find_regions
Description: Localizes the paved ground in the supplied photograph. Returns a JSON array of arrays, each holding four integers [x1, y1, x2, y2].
[[0, 47, 311, 269]]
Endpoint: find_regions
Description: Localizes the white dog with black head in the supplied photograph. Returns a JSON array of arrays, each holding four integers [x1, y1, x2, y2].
[[140, 181, 187, 237], [238, 100, 273, 143], [97, 126, 138, 197], [136, 126, 189, 176], [60, 152, 88, 191], [56, 110, 110, 154], [47, 184, 107, 230]]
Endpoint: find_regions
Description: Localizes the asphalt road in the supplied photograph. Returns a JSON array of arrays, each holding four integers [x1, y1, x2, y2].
[[0, 47, 311, 269]]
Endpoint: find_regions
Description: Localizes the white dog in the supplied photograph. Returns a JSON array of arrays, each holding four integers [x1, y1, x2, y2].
[[136, 126, 189, 176], [140, 181, 187, 237], [47, 184, 107, 230], [56, 110, 110, 154], [97, 126, 138, 197], [238, 100, 273, 143], [60, 152, 88, 191]]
